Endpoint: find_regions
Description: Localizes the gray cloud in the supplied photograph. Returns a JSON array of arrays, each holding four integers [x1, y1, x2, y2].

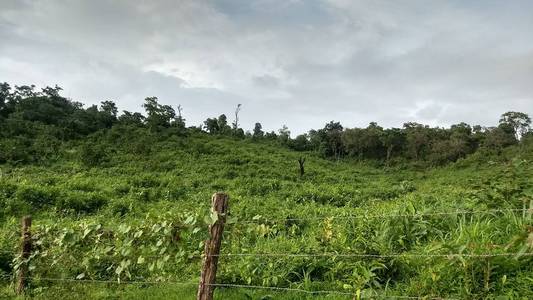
[[1, 0, 532, 134]]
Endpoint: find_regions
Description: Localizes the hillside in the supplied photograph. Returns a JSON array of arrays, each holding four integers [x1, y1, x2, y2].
[[1, 129, 532, 299]]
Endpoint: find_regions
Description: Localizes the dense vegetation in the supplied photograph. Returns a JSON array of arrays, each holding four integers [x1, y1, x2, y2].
[[0, 83, 532, 299], [1, 83, 531, 167]]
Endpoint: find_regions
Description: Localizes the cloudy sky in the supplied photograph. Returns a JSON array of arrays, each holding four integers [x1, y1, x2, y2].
[[1, 0, 532, 134]]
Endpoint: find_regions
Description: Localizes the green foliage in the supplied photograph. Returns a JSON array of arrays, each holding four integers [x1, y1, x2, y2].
[[0, 82, 533, 298], [79, 143, 110, 167]]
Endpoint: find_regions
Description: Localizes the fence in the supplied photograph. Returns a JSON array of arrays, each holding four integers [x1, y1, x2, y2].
[[4, 193, 533, 300]]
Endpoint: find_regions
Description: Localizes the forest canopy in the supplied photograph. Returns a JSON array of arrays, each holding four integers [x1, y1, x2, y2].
[[0, 82, 531, 166]]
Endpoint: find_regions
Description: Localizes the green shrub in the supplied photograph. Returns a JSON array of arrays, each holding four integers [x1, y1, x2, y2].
[[56, 192, 108, 213], [79, 143, 109, 167], [15, 185, 57, 208]]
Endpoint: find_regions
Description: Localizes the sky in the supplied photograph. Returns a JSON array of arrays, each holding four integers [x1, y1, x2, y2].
[[1, 0, 532, 134]]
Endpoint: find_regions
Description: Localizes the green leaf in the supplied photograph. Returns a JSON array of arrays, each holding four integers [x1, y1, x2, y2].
[[210, 210, 219, 224], [82, 228, 91, 239], [115, 265, 123, 275], [184, 215, 195, 225], [137, 256, 145, 264]]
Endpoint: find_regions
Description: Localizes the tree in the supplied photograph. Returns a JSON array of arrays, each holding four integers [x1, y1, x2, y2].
[[232, 104, 242, 131], [499, 111, 531, 140], [204, 117, 220, 134], [100, 101, 118, 118], [278, 125, 290, 145], [265, 130, 277, 140], [175, 104, 186, 129], [217, 114, 231, 134], [342, 128, 365, 158], [99, 100, 118, 128], [143, 97, 176, 131], [253, 122, 264, 138], [291, 134, 310, 151], [0, 82, 10, 119], [380, 128, 405, 164], [118, 111, 145, 126], [482, 126, 516, 152], [360, 122, 384, 159], [404, 122, 431, 160]]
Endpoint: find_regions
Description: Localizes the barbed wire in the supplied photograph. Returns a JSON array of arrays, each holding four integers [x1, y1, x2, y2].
[[207, 283, 458, 299], [14, 275, 197, 285], [0, 274, 455, 299], [229, 208, 529, 225], [5, 250, 531, 260], [210, 252, 533, 258]]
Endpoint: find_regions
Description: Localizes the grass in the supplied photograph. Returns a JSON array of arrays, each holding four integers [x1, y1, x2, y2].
[[0, 132, 532, 299]]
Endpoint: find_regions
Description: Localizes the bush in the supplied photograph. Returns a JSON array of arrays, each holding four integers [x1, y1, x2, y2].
[[15, 185, 57, 208], [56, 192, 108, 213], [79, 143, 109, 167]]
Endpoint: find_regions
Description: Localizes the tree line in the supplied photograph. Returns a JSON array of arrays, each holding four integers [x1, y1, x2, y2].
[[1, 82, 531, 165]]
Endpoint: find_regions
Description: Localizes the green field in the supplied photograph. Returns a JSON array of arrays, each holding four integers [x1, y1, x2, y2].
[[1, 85, 533, 299], [0, 131, 532, 299]]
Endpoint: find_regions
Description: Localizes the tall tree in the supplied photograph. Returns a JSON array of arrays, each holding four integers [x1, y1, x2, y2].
[[278, 125, 291, 145], [143, 97, 176, 130], [253, 122, 264, 138], [404, 122, 431, 160], [0, 82, 10, 119], [499, 111, 531, 140], [217, 114, 231, 134], [204, 117, 220, 134], [323, 121, 344, 159], [176, 104, 186, 129], [380, 128, 405, 164], [232, 104, 242, 131]]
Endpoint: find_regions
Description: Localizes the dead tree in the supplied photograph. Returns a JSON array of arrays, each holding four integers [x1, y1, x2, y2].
[[232, 104, 242, 130], [298, 157, 306, 177]]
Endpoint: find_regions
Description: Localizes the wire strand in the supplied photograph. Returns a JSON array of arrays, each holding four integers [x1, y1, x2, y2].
[[23, 276, 197, 285], [207, 283, 458, 299], [0, 274, 456, 299], [230, 208, 528, 225], [209, 252, 533, 258]]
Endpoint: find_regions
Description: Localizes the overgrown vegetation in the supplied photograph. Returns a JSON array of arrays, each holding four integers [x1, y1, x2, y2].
[[0, 83, 532, 299]]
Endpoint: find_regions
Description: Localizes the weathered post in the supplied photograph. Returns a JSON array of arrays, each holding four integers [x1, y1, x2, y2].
[[197, 193, 229, 300], [298, 157, 306, 177], [16, 215, 32, 295]]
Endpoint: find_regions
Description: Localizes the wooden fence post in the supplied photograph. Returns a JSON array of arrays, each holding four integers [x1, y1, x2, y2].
[[16, 215, 32, 295], [197, 193, 229, 300]]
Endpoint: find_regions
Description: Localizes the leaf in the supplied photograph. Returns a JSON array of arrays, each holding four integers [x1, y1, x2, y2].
[[210, 210, 219, 224], [137, 256, 145, 264], [82, 228, 91, 239], [76, 273, 86, 280], [184, 215, 195, 225], [115, 265, 123, 275]]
